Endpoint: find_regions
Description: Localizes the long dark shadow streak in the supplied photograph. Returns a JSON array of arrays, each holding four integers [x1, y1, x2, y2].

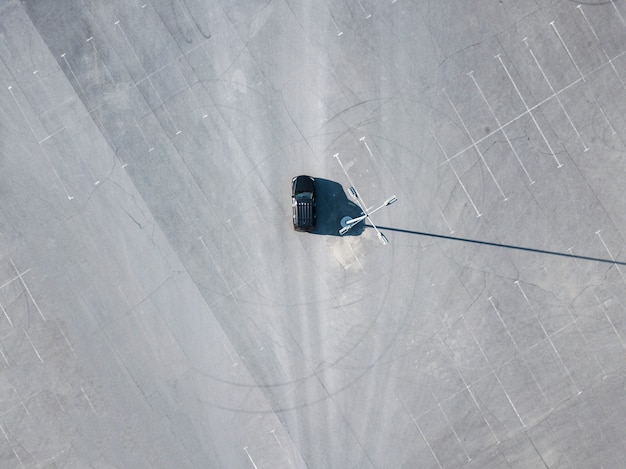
[[366, 224, 626, 267]]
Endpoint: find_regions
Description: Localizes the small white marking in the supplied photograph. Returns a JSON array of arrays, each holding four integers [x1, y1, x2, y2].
[[514, 280, 530, 305], [243, 446, 258, 469], [81, 386, 97, 415], [439, 210, 454, 234], [224, 342, 238, 367], [0, 304, 13, 328], [55, 319, 77, 357], [0, 347, 8, 366], [596, 231, 626, 284], [23, 329, 43, 363]]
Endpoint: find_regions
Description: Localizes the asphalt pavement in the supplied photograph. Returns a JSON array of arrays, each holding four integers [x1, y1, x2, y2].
[[1, 0, 626, 467]]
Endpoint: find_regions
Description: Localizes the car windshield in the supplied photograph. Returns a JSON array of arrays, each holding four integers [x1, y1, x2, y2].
[[296, 192, 313, 199]]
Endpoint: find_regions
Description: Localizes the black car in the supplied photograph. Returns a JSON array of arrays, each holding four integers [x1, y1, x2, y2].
[[292, 175, 316, 231]]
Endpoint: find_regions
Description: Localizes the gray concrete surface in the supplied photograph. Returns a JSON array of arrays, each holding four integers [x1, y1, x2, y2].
[[1, 0, 626, 467]]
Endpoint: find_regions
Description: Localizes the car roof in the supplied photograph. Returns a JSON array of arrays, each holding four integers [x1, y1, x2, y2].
[[293, 175, 315, 193]]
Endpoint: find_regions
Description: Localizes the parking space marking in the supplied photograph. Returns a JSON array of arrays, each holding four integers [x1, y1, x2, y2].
[[55, 318, 77, 358], [198, 236, 235, 297], [7, 86, 73, 200], [613, 1, 626, 28], [495, 54, 562, 168], [595, 230, 626, 285], [115, 20, 181, 136], [326, 1, 344, 36], [60, 53, 87, 99], [0, 347, 8, 367], [134, 117, 154, 152], [80, 386, 97, 415], [430, 128, 482, 217], [0, 424, 24, 468], [524, 38, 588, 152], [579, 5, 626, 94], [399, 397, 443, 469], [357, 0, 372, 19], [225, 219, 251, 259], [434, 393, 472, 462], [438, 335, 499, 446], [23, 329, 43, 363], [469, 71, 534, 185], [467, 323, 526, 428], [442, 88, 507, 200], [243, 446, 259, 469], [224, 341, 239, 367], [515, 280, 580, 394], [86, 36, 116, 85], [10, 260, 45, 322], [1, 304, 13, 328], [488, 296, 549, 404], [550, 21, 617, 135], [65, 128, 100, 185], [360, 136, 377, 165], [439, 209, 454, 234]]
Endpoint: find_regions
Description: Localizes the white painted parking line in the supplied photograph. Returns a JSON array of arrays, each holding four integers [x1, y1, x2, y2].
[[550, 22, 617, 135], [594, 294, 626, 352], [80, 386, 97, 415], [398, 397, 443, 469], [579, 5, 626, 94], [612, 1, 626, 28], [134, 117, 155, 152], [430, 128, 482, 217], [0, 304, 13, 328], [60, 53, 87, 98], [10, 259, 45, 321], [65, 129, 100, 185], [523, 38, 588, 152], [0, 270, 30, 290], [360, 136, 377, 164], [243, 446, 259, 469], [595, 230, 626, 285], [115, 20, 181, 136], [326, 2, 343, 36], [23, 329, 43, 363], [467, 323, 526, 428], [8, 86, 73, 200], [357, 0, 372, 19], [55, 318, 77, 358], [495, 54, 562, 168], [442, 88, 507, 200], [438, 335, 499, 445], [515, 280, 580, 394], [468, 71, 534, 185], [198, 236, 235, 297], [488, 296, 548, 404], [0, 424, 24, 468], [86, 36, 116, 85], [435, 394, 471, 462], [439, 209, 454, 234], [224, 341, 238, 367]]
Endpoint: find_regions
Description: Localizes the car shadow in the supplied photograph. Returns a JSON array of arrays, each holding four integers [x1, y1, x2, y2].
[[312, 178, 364, 237]]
